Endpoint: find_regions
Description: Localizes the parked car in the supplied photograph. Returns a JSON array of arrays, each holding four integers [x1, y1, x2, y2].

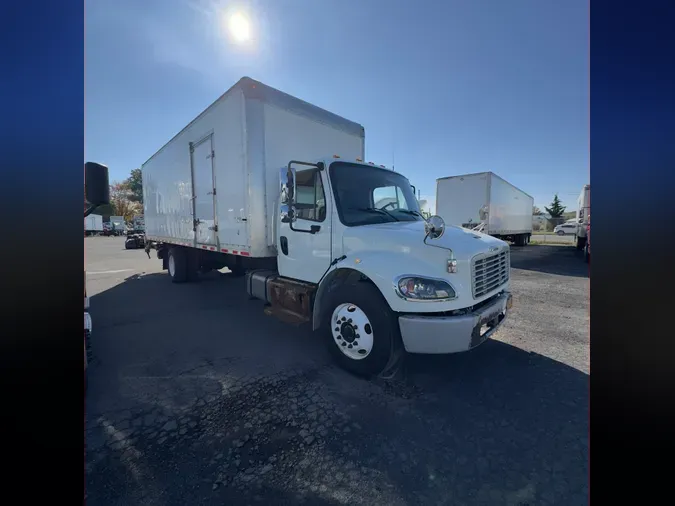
[[554, 222, 578, 235]]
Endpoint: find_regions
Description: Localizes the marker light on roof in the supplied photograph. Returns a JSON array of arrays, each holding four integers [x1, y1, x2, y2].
[[333, 155, 340, 158]]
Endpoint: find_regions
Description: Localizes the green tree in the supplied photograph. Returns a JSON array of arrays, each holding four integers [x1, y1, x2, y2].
[[545, 194, 566, 218], [122, 168, 143, 203]]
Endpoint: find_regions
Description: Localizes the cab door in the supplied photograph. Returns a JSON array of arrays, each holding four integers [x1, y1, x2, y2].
[[277, 162, 332, 283]]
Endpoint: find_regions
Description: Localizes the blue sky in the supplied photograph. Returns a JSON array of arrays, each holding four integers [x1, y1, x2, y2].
[[85, 0, 588, 212]]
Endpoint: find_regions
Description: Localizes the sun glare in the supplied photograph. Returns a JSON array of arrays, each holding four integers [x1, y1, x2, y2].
[[228, 12, 250, 43]]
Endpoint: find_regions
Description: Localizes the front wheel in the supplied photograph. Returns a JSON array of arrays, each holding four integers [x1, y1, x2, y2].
[[321, 282, 401, 377], [556, 230, 565, 236]]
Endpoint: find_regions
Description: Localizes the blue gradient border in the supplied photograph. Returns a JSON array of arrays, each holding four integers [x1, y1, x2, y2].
[[591, 0, 675, 501], [1, 2, 84, 500]]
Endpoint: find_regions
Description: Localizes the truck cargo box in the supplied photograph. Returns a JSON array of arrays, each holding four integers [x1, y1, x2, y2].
[[142, 77, 365, 258], [436, 172, 533, 241], [85, 214, 103, 232]]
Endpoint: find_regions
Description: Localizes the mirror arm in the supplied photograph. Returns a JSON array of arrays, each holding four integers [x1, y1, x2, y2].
[[84, 204, 98, 218]]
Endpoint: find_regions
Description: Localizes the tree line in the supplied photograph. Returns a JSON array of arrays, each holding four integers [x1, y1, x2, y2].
[[93, 168, 143, 221]]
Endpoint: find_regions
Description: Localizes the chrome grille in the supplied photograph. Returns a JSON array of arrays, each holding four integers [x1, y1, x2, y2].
[[472, 249, 510, 299]]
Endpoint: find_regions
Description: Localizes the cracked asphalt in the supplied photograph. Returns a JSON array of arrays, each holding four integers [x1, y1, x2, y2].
[[85, 237, 589, 505]]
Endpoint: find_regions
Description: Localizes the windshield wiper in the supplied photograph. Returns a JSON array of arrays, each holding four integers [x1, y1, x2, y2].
[[396, 209, 425, 219], [348, 207, 400, 222]]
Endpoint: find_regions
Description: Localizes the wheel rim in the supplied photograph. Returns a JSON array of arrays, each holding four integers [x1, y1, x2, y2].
[[330, 303, 374, 360], [168, 254, 175, 277]]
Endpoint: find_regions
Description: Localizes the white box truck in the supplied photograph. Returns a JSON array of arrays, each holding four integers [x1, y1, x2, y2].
[[109, 215, 126, 236], [84, 214, 103, 236], [574, 184, 590, 250], [435, 172, 534, 246], [143, 77, 513, 376]]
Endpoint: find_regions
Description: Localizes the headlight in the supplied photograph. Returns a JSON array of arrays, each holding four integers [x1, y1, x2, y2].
[[396, 276, 456, 301]]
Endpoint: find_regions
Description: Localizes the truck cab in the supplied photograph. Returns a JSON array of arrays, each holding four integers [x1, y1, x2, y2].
[[248, 157, 513, 376]]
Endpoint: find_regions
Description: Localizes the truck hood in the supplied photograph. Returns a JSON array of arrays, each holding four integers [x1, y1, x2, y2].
[[340, 220, 510, 312], [342, 220, 508, 259]]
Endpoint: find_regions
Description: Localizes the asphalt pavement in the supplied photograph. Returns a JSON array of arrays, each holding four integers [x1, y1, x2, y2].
[[85, 237, 589, 506]]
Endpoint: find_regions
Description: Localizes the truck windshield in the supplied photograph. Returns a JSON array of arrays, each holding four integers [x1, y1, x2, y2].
[[329, 162, 423, 226]]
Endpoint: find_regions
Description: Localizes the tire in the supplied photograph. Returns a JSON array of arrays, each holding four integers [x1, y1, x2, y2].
[[320, 282, 401, 377], [584, 244, 590, 263], [556, 230, 565, 236], [168, 247, 188, 283], [514, 234, 526, 247], [575, 236, 586, 251]]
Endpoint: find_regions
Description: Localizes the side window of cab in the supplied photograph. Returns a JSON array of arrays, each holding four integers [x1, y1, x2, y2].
[[294, 169, 326, 222]]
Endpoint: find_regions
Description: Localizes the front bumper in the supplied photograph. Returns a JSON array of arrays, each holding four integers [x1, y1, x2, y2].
[[398, 291, 512, 354]]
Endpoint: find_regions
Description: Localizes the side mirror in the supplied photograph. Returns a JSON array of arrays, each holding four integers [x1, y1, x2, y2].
[[425, 215, 446, 240], [279, 166, 297, 222], [85, 162, 110, 207]]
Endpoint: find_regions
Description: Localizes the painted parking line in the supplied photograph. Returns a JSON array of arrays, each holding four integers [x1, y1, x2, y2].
[[87, 269, 135, 275]]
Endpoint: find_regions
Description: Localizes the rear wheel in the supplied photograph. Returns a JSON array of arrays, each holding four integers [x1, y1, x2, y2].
[[321, 282, 401, 377], [556, 230, 565, 236], [575, 236, 586, 250], [168, 247, 188, 283]]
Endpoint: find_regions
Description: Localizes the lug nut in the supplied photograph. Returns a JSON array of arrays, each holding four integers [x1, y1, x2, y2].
[[347, 344, 353, 349], [341, 317, 346, 322], [348, 318, 352, 323], [341, 341, 346, 346]]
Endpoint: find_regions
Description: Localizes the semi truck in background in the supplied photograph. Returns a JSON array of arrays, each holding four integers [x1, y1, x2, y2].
[[435, 172, 534, 246], [84, 162, 111, 386], [85, 214, 103, 236], [574, 184, 590, 250], [142, 77, 513, 377]]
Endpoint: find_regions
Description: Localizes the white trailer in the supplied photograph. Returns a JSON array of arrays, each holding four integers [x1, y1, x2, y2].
[[142, 77, 513, 377], [84, 214, 103, 235], [574, 184, 590, 250], [435, 172, 534, 246]]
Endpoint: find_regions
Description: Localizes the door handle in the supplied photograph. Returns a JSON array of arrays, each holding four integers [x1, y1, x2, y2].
[[310, 225, 321, 234], [280, 236, 289, 255]]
